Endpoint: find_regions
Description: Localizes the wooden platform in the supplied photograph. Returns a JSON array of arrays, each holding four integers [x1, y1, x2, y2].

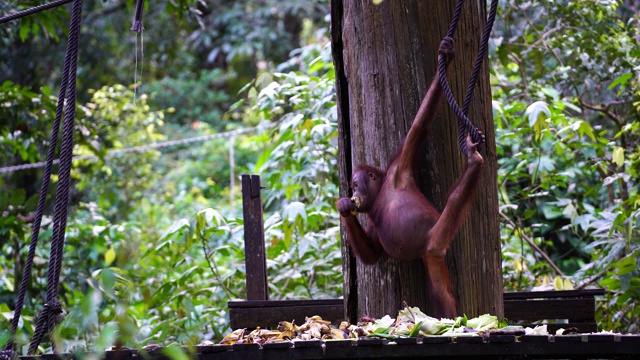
[[20, 334, 640, 360], [230, 175, 607, 335], [502, 289, 605, 333], [229, 289, 605, 333]]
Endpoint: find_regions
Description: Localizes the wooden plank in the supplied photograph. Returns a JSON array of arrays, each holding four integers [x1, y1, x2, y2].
[[228, 299, 343, 309], [228, 300, 344, 329], [503, 289, 605, 299], [30, 335, 640, 360], [504, 298, 594, 321], [511, 323, 598, 333], [241, 174, 268, 301], [230, 297, 599, 331]]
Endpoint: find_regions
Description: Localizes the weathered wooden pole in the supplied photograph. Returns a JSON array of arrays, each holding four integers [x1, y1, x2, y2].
[[331, 0, 503, 321]]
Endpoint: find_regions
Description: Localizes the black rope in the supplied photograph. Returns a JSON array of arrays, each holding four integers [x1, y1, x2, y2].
[[462, 0, 499, 116], [130, 0, 145, 32], [0, 350, 17, 360], [24, 0, 83, 354], [0, 0, 73, 24], [27, 300, 63, 355], [3, 0, 80, 354], [438, 0, 499, 155]]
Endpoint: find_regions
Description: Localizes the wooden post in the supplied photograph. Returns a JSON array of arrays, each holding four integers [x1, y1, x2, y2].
[[229, 174, 344, 328], [241, 174, 269, 300]]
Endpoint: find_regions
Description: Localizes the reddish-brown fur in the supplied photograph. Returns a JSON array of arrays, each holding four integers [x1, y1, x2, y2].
[[336, 37, 484, 318]]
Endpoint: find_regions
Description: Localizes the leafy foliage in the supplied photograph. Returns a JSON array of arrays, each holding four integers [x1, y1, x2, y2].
[[240, 42, 342, 299], [1, 33, 340, 351], [493, 0, 640, 332]]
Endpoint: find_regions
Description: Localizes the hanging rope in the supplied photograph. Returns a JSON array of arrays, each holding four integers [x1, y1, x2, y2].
[[131, 0, 145, 102], [0, 12, 83, 360], [0, 0, 84, 355], [130, 0, 145, 32], [438, 0, 499, 155], [28, 0, 83, 353], [0, 0, 73, 24], [1, 0, 83, 355]]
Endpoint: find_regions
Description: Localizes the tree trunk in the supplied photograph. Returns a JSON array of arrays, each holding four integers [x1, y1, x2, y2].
[[331, 0, 503, 321]]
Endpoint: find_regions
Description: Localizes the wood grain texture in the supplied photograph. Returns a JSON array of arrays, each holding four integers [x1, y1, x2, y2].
[[241, 174, 269, 301], [228, 299, 343, 329], [332, 0, 503, 320]]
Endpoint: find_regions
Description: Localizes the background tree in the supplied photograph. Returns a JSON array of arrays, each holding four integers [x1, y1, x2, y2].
[[331, 0, 502, 320]]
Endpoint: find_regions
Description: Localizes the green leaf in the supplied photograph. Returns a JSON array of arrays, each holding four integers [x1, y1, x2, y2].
[[563, 278, 574, 290], [615, 256, 638, 276], [367, 326, 393, 336], [105, 248, 116, 265], [10, 189, 26, 205], [524, 101, 550, 140], [542, 204, 563, 220], [607, 73, 632, 90], [409, 321, 423, 337], [600, 276, 620, 290], [282, 201, 307, 223], [159, 218, 190, 241], [612, 147, 624, 167], [228, 98, 245, 112], [562, 203, 577, 221], [19, 24, 30, 42], [570, 120, 596, 141], [199, 208, 226, 227]]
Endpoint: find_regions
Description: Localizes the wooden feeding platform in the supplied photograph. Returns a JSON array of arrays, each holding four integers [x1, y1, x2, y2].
[[20, 175, 640, 360], [230, 175, 604, 333], [21, 334, 640, 360]]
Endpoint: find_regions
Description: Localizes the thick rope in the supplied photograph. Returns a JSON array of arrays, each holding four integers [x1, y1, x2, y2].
[[0, 0, 73, 24], [4, 0, 77, 353], [26, 0, 84, 354], [130, 0, 145, 32], [457, 0, 499, 152], [461, 0, 499, 116], [27, 300, 63, 355], [0, 350, 16, 360], [438, 0, 498, 155]]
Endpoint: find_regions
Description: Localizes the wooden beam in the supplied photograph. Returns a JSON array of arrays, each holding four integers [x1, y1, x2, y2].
[[228, 299, 344, 329], [241, 174, 269, 301]]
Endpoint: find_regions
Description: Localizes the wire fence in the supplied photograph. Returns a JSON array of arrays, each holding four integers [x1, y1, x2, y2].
[[0, 126, 263, 174]]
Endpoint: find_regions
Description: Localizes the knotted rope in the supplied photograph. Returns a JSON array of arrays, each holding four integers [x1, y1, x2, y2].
[[438, 0, 499, 155], [2, 0, 83, 355]]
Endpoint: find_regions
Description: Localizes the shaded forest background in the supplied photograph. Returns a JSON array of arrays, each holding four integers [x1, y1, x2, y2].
[[1, 0, 639, 353]]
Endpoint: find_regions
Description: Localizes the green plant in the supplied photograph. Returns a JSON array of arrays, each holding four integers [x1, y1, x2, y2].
[[493, 0, 640, 332]]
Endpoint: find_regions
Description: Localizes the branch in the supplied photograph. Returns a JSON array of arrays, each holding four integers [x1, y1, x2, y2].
[[575, 250, 640, 290], [200, 235, 240, 299], [499, 212, 566, 277], [578, 97, 624, 127], [574, 267, 608, 290]]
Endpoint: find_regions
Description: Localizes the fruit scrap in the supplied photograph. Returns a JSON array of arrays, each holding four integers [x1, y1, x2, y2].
[[219, 328, 245, 345], [218, 306, 507, 344], [219, 315, 364, 345], [350, 196, 361, 215]]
